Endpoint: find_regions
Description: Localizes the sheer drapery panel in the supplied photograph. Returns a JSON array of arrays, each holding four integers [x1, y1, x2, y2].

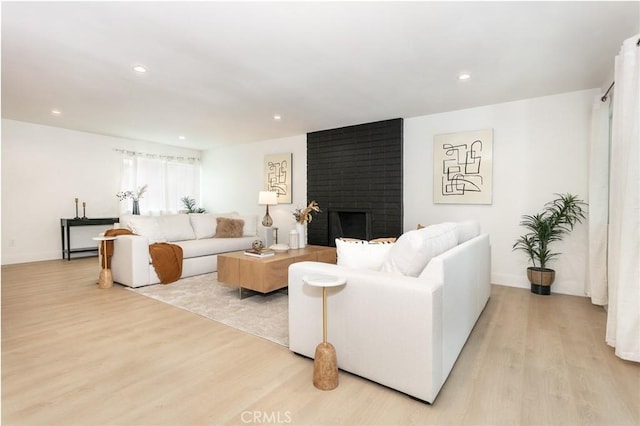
[[589, 35, 639, 362], [587, 96, 611, 305], [119, 151, 201, 215], [605, 35, 639, 362]]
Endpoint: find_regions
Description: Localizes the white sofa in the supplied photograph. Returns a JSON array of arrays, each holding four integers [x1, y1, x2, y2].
[[288, 222, 491, 403], [110, 213, 260, 287]]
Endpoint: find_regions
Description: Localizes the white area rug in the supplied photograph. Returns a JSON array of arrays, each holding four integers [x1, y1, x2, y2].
[[129, 273, 288, 346]]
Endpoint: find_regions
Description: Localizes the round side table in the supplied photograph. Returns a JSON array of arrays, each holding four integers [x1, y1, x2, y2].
[[303, 274, 347, 391], [92, 236, 117, 289]]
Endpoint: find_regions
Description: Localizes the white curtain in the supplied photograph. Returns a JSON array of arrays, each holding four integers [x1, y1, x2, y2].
[[587, 95, 611, 305], [120, 152, 201, 215], [605, 35, 640, 362]]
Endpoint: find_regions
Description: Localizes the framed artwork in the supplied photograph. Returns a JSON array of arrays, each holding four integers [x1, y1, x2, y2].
[[433, 129, 493, 204], [264, 153, 292, 204]]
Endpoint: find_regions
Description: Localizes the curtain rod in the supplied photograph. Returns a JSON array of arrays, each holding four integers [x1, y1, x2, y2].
[[601, 81, 615, 102], [602, 38, 640, 102], [113, 148, 200, 162]]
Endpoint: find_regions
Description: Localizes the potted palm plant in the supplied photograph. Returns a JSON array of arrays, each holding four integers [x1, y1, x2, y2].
[[181, 196, 206, 213], [512, 193, 587, 295]]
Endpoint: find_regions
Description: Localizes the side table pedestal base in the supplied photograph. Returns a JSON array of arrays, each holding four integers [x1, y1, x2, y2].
[[313, 342, 338, 390], [98, 269, 113, 289]]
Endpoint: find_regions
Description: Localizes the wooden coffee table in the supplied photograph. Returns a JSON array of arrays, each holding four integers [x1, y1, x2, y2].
[[217, 245, 336, 298]]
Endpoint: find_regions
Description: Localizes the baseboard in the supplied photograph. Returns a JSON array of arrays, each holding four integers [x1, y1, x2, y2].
[[491, 273, 589, 298], [491, 273, 529, 289]]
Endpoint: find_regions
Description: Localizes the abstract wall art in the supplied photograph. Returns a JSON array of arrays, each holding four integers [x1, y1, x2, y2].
[[433, 129, 493, 204], [264, 153, 292, 204]]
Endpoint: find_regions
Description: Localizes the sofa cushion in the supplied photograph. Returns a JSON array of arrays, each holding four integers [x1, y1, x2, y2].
[[189, 214, 217, 239], [232, 214, 258, 237], [175, 237, 256, 258], [156, 214, 196, 242], [215, 217, 244, 238], [336, 238, 394, 271], [127, 216, 167, 244], [118, 214, 136, 231], [456, 220, 481, 244], [381, 222, 459, 277]]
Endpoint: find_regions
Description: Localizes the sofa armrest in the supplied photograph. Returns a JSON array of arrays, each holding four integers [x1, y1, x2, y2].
[[421, 233, 491, 377], [288, 261, 442, 402], [111, 234, 150, 287]]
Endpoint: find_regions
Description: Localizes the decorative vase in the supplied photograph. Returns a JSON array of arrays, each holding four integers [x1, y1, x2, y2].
[[289, 229, 299, 249], [296, 222, 306, 248], [132, 199, 140, 215]]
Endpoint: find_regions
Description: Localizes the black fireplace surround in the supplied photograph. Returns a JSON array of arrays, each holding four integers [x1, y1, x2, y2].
[[307, 118, 403, 247]]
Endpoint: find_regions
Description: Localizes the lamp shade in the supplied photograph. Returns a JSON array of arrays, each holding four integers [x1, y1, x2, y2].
[[258, 191, 278, 205]]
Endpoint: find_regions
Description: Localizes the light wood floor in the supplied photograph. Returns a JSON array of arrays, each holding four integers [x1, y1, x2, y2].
[[2, 258, 639, 426]]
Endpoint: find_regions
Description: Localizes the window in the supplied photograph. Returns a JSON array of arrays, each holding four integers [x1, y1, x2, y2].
[[119, 151, 201, 215]]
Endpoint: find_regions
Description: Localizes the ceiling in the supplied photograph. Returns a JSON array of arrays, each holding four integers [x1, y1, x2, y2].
[[2, 1, 638, 151]]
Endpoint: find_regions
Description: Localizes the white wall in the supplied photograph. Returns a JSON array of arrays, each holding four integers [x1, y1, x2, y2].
[[404, 89, 597, 296], [202, 89, 596, 297], [200, 134, 307, 244], [1, 119, 201, 265], [2, 88, 597, 296]]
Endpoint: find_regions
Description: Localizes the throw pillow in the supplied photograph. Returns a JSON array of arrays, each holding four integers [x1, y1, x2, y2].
[[156, 214, 196, 242], [381, 222, 458, 277], [336, 238, 394, 271], [215, 217, 245, 238], [370, 237, 398, 243], [128, 216, 167, 244]]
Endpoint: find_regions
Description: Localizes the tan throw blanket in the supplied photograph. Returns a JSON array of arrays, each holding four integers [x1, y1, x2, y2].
[[148, 243, 183, 284], [103, 228, 183, 284], [103, 228, 134, 268]]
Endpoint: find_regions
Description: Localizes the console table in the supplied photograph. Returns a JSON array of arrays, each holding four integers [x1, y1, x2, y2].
[[60, 218, 119, 261]]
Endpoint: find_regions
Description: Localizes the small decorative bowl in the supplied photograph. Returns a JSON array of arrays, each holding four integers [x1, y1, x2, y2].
[[270, 244, 290, 253]]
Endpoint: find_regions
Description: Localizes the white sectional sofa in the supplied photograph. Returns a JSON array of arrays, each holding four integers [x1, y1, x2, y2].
[[111, 213, 260, 287], [288, 221, 491, 403]]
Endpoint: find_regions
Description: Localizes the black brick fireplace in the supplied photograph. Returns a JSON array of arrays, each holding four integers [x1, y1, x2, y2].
[[307, 118, 403, 247]]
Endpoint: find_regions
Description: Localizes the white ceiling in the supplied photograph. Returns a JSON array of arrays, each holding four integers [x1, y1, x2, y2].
[[2, 1, 638, 151]]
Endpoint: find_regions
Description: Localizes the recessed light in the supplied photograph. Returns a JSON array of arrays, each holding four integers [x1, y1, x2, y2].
[[133, 65, 147, 73], [51, 109, 62, 116], [458, 73, 471, 80], [178, 136, 186, 140], [273, 115, 282, 121]]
